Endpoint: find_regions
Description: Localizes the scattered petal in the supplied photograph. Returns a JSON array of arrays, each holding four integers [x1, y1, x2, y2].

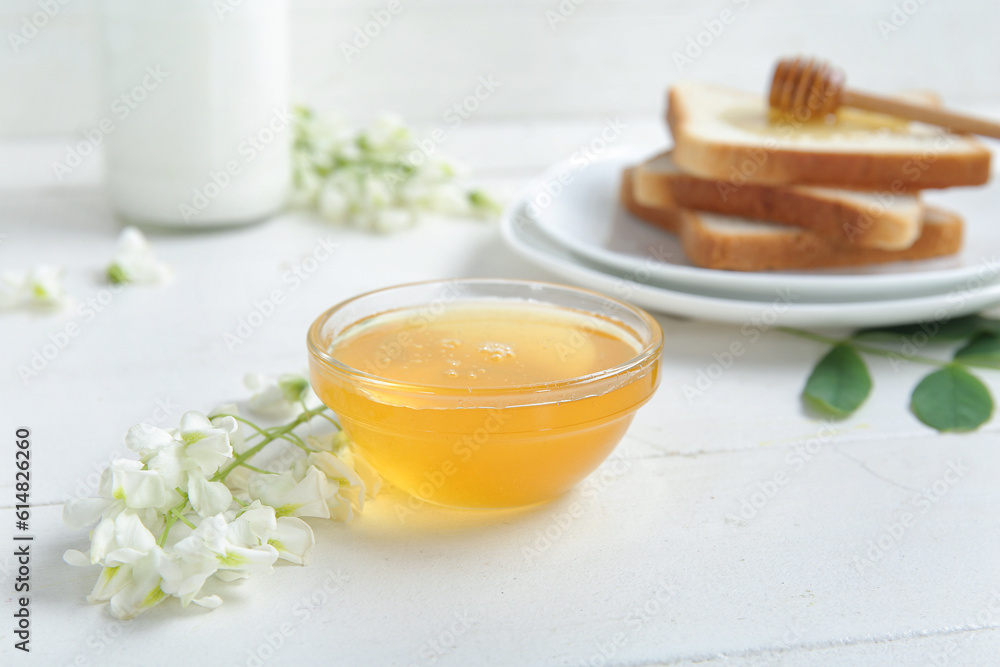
[[0, 265, 67, 309], [107, 227, 171, 285]]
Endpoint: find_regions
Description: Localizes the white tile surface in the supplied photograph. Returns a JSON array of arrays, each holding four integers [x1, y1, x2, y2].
[[4, 432, 1000, 665], [3, 130, 1000, 663]]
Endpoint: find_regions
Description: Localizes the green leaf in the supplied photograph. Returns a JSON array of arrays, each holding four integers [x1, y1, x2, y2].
[[854, 315, 992, 343], [954, 333, 1000, 369], [803, 343, 872, 417], [910, 364, 993, 432], [974, 318, 1000, 336]]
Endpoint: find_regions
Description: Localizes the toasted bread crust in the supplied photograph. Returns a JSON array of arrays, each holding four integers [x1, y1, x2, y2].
[[620, 168, 684, 234], [680, 206, 962, 271], [634, 152, 921, 250], [667, 87, 992, 190]]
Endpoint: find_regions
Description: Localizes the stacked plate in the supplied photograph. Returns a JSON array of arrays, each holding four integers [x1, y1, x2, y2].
[[501, 148, 1000, 328]]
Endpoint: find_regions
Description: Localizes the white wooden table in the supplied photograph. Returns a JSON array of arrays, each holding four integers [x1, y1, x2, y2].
[[3, 115, 1000, 666]]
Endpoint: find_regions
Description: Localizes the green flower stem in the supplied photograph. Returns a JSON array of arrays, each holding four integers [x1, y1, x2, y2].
[[779, 327, 948, 368], [238, 462, 274, 474], [316, 412, 342, 430], [158, 495, 191, 547], [280, 431, 311, 452], [215, 413, 319, 455], [314, 157, 411, 178], [212, 406, 330, 483], [226, 414, 271, 439]]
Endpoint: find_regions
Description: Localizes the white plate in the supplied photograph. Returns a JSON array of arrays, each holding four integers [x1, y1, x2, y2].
[[501, 201, 1000, 328], [522, 147, 1000, 303]]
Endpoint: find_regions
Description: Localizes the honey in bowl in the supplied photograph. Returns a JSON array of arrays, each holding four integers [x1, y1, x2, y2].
[[307, 280, 662, 509]]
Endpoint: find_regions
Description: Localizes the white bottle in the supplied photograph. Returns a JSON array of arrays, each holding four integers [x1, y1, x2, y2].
[[99, 0, 290, 227]]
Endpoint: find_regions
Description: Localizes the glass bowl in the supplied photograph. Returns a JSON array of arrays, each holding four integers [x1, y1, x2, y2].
[[306, 279, 663, 509]]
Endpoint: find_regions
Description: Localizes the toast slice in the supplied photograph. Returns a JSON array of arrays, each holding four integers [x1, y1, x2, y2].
[[668, 81, 991, 189], [620, 167, 963, 272], [634, 151, 923, 250], [620, 167, 683, 234], [680, 206, 962, 271]]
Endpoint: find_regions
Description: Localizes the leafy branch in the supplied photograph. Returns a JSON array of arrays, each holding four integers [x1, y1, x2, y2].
[[782, 314, 1000, 432]]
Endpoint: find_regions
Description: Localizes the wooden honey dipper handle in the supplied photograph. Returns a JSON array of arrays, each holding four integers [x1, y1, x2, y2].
[[769, 56, 1000, 139]]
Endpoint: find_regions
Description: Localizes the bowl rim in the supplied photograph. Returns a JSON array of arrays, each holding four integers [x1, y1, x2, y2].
[[306, 278, 663, 397]]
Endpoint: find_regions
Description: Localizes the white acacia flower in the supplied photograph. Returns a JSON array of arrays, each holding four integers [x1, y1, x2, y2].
[[325, 170, 363, 211], [157, 553, 221, 610], [289, 164, 323, 209], [223, 501, 313, 565], [187, 469, 233, 518], [0, 265, 66, 309], [209, 404, 249, 454], [100, 510, 159, 573], [339, 449, 382, 499], [108, 547, 168, 620], [65, 459, 175, 533], [308, 451, 366, 513], [177, 411, 236, 476], [361, 177, 393, 211], [244, 373, 312, 418], [106, 227, 171, 285], [146, 442, 187, 490], [247, 468, 332, 519], [113, 460, 171, 510], [88, 563, 135, 604], [306, 433, 382, 499], [317, 185, 350, 223], [86, 507, 164, 565], [360, 113, 411, 154], [174, 515, 277, 575], [269, 517, 315, 565], [63, 491, 119, 531], [125, 411, 237, 482], [227, 500, 277, 546], [125, 423, 177, 463]]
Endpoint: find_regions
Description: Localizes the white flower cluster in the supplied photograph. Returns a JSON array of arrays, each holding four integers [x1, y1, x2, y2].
[[63, 375, 379, 619], [290, 108, 501, 233]]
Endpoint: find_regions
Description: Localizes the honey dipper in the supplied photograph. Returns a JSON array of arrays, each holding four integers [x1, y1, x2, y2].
[[769, 56, 1000, 139]]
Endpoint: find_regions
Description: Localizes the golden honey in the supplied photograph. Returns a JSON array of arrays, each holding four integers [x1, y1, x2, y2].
[[309, 300, 659, 508]]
